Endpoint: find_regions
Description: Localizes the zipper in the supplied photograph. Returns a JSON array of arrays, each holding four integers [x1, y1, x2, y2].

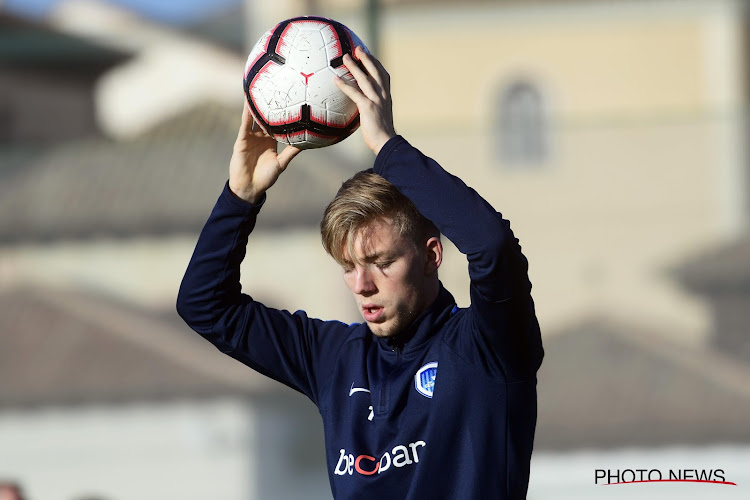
[[378, 345, 402, 414]]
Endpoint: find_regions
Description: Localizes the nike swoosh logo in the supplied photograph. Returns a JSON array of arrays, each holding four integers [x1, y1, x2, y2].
[[349, 383, 371, 396]]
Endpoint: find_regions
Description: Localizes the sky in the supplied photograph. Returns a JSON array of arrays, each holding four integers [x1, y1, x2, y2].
[[3, 0, 242, 25]]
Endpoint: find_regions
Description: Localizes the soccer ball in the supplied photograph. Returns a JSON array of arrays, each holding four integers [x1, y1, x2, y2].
[[243, 17, 368, 149]]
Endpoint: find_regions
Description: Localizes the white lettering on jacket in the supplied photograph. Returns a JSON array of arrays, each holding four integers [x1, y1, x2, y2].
[[334, 440, 426, 476]]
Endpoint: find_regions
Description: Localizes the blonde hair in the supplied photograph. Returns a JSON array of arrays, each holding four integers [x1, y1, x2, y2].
[[320, 171, 438, 265]]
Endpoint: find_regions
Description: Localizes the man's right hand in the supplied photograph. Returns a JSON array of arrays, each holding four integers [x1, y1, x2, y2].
[[228, 105, 302, 204]]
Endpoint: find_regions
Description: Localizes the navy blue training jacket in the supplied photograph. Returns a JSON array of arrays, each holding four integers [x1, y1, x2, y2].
[[177, 135, 544, 499]]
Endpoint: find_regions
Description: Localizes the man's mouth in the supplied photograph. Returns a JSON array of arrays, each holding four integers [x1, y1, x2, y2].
[[361, 304, 384, 322]]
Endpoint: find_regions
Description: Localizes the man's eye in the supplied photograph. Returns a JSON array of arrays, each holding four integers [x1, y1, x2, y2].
[[376, 261, 393, 270], [342, 265, 354, 274]]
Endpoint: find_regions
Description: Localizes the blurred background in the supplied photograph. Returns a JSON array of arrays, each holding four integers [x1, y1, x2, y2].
[[1, 0, 750, 498]]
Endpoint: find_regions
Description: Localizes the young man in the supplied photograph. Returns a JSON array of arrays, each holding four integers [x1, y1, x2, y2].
[[177, 48, 543, 499]]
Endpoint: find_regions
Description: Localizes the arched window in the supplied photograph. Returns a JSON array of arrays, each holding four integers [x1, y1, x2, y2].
[[496, 81, 547, 166]]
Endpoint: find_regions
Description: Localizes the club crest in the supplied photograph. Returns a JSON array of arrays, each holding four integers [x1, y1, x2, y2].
[[414, 362, 438, 398]]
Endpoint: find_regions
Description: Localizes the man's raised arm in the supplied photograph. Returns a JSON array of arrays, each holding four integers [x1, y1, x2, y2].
[[176, 107, 347, 402], [336, 48, 543, 380]]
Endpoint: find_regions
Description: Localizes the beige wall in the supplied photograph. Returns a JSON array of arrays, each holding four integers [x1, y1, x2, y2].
[[386, 7, 713, 126]]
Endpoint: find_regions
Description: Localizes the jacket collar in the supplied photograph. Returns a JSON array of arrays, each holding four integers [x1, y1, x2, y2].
[[374, 284, 456, 353]]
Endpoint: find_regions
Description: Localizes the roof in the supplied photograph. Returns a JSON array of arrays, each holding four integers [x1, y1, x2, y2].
[[535, 316, 750, 450], [0, 12, 129, 71], [673, 233, 750, 292], [185, 4, 245, 53], [5, 287, 749, 447], [0, 286, 278, 408], [0, 103, 368, 243]]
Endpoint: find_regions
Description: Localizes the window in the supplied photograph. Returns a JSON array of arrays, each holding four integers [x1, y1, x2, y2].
[[496, 81, 547, 166]]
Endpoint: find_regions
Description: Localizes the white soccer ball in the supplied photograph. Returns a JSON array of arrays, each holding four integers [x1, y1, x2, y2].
[[243, 17, 369, 150]]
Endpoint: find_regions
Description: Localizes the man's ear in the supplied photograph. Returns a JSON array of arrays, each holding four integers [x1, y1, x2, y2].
[[424, 237, 442, 276]]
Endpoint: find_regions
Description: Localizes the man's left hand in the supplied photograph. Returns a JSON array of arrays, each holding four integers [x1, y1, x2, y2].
[[334, 46, 397, 155]]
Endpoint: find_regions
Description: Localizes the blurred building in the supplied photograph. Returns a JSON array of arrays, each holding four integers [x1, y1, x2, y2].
[[47, 0, 248, 139], [0, 12, 127, 144], [0, 287, 331, 500], [677, 235, 750, 362]]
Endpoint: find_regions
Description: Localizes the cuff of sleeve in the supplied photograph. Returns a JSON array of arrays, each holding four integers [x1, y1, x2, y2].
[[220, 180, 266, 214], [373, 135, 408, 175]]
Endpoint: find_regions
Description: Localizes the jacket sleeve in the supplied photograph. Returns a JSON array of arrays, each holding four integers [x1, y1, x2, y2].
[[373, 136, 543, 381], [176, 182, 351, 404]]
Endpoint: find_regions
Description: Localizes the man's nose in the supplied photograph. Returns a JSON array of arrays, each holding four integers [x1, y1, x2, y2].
[[352, 267, 376, 295]]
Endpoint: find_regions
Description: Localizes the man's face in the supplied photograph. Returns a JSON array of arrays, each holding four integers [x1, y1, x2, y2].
[[341, 217, 433, 338], [0, 485, 22, 500]]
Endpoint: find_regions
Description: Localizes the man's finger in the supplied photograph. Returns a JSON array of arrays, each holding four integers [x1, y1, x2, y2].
[[356, 47, 389, 93], [278, 144, 302, 171], [334, 74, 367, 106], [342, 53, 378, 100], [237, 104, 254, 140]]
